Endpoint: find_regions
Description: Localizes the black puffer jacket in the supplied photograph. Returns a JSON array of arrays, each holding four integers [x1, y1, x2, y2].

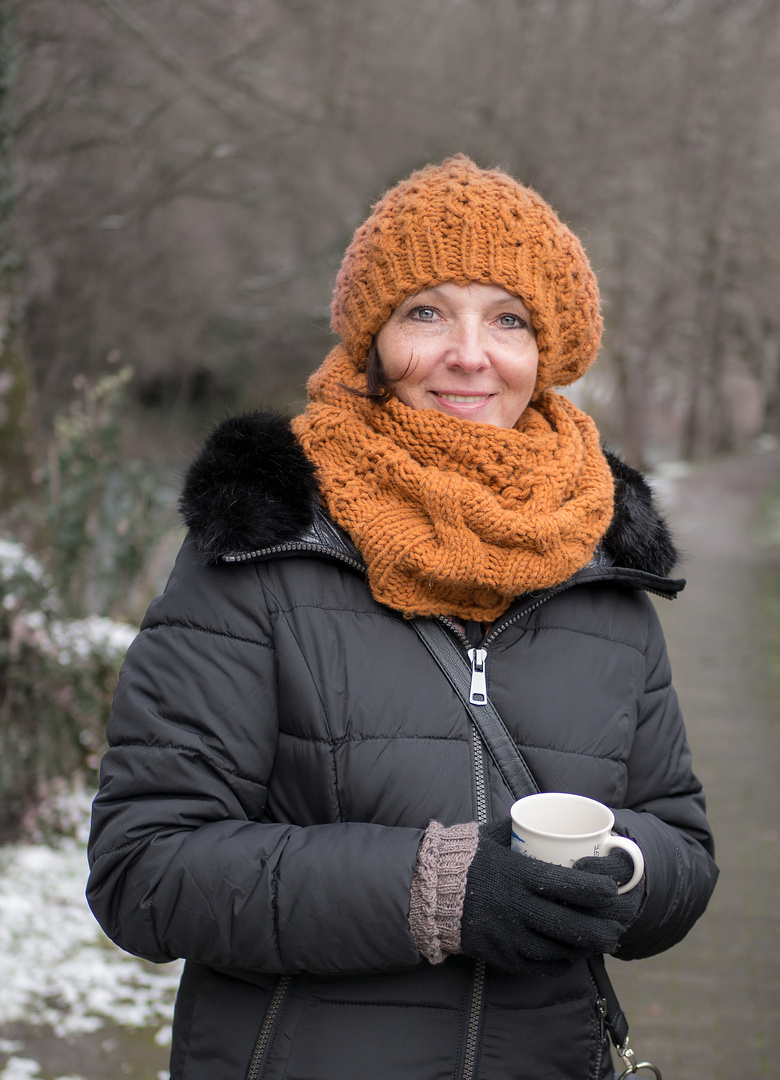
[[87, 413, 718, 1080]]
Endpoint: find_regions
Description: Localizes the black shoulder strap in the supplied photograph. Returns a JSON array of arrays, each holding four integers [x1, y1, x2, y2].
[[411, 617, 633, 1058], [412, 618, 539, 799], [589, 952, 630, 1048]]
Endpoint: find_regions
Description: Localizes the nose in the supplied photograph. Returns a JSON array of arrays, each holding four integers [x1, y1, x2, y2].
[[444, 323, 490, 372]]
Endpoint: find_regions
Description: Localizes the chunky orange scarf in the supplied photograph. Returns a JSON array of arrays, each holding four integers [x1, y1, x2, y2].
[[292, 346, 615, 621]]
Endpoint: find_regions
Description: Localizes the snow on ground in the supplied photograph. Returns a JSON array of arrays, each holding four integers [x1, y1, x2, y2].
[[0, 841, 182, 1038], [0, 1057, 88, 1080], [0, 791, 181, 1079]]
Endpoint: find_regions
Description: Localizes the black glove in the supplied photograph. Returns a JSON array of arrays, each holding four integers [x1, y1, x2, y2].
[[575, 847, 644, 927], [460, 820, 640, 975]]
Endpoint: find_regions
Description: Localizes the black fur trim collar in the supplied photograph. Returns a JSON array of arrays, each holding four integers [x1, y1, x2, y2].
[[180, 411, 320, 559], [180, 412, 679, 577], [601, 448, 679, 577]]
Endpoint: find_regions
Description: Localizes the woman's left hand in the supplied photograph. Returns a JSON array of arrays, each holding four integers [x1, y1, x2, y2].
[[574, 849, 644, 932]]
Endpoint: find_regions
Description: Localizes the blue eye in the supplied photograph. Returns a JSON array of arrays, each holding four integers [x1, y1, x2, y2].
[[498, 313, 525, 328], [413, 307, 437, 321]]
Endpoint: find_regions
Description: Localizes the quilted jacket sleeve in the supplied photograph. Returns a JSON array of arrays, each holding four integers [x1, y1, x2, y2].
[[612, 597, 718, 959], [86, 539, 424, 976]]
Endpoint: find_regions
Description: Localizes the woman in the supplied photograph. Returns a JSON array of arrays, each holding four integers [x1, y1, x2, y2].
[[87, 155, 718, 1080]]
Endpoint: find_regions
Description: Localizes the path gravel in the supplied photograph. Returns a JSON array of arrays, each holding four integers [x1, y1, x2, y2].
[[607, 448, 780, 1079]]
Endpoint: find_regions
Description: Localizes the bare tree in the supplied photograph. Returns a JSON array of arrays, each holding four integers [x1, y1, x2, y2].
[[10, 0, 780, 460], [0, 1, 35, 511]]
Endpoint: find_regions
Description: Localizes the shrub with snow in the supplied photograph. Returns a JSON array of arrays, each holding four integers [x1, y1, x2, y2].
[[0, 538, 136, 839]]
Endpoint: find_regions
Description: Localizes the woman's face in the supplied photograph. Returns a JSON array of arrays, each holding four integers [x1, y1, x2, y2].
[[375, 282, 539, 429]]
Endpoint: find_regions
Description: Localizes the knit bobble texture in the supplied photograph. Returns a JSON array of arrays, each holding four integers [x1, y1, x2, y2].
[[331, 154, 602, 395]]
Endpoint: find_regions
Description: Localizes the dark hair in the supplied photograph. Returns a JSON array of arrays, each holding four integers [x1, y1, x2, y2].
[[341, 339, 413, 403], [364, 339, 393, 401]]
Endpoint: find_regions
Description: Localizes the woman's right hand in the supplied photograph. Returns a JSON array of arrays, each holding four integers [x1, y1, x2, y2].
[[460, 819, 641, 974]]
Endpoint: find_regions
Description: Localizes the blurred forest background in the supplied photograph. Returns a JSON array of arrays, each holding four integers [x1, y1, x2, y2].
[[1, 0, 780, 835]]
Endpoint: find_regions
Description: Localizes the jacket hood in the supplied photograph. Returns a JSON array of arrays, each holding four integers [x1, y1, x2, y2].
[[180, 411, 680, 578]]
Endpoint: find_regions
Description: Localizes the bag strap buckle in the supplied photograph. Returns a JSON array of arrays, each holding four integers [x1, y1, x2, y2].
[[615, 1039, 663, 1079]]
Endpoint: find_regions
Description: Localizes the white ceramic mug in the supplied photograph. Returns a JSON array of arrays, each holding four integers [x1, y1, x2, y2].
[[510, 792, 644, 895]]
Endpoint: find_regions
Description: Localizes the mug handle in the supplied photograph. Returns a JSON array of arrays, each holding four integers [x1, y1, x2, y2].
[[603, 835, 644, 895]]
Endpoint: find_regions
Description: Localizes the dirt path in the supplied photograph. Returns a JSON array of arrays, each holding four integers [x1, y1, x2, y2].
[[607, 448, 780, 1079]]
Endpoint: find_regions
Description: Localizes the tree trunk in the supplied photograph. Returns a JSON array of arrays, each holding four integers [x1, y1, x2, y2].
[[0, 3, 34, 514]]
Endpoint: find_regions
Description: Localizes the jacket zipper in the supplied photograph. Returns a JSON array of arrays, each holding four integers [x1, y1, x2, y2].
[[591, 971, 608, 1080], [483, 584, 576, 649], [438, 588, 567, 713], [434, 612, 495, 1080], [467, 648, 488, 705], [438, 601, 600, 1080], [460, 958, 487, 1080], [224, 544, 679, 607], [460, 728, 489, 1080], [224, 541, 365, 574], [246, 974, 291, 1080], [471, 725, 488, 823]]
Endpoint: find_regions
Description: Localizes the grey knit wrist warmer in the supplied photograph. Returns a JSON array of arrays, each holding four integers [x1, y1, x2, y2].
[[409, 820, 480, 965]]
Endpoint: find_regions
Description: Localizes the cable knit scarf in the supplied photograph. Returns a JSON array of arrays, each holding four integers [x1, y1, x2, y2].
[[292, 346, 615, 621]]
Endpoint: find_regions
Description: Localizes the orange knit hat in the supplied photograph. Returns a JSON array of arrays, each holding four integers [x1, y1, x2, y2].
[[331, 154, 602, 395]]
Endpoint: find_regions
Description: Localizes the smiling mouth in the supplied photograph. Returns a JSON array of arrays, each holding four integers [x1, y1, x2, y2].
[[435, 393, 494, 404]]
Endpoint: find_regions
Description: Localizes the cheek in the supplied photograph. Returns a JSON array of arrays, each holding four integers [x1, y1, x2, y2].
[[375, 325, 406, 382], [526, 344, 540, 385], [510, 348, 539, 392], [392, 383, 418, 410], [376, 326, 429, 392], [502, 352, 539, 424]]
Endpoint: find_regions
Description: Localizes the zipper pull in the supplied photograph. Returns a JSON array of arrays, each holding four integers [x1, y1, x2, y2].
[[467, 648, 488, 705], [596, 994, 607, 1051]]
